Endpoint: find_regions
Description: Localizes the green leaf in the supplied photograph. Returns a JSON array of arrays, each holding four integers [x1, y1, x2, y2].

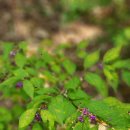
[[15, 53, 26, 68], [42, 51, 54, 64], [84, 51, 100, 69], [43, 71, 57, 83], [51, 63, 61, 74], [19, 108, 36, 128], [28, 95, 51, 108], [122, 70, 130, 86], [59, 73, 68, 81], [48, 95, 76, 124], [31, 77, 44, 88], [23, 80, 34, 99], [103, 47, 121, 63], [113, 59, 130, 69], [41, 110, 55, 130], [68, 89, 90, 107], [35, 60, 46, 69], [32, 123, 42, 130], [77, 50, 87, 59], [77, 40, 89, 50], [124, 27, 130, 40], [62, 59, 76, 75], [90, 126, 98, 130], [19, 41, 27, 53], [114, 33, 125, 46], [65, 76, 80, 90], [84, 72, 108, 97], [103, 65, 119, 90], [65, 112, 80, 130], [26, 68, 37, 76], [0, 107, 12, 122], [12, 105, 25, 119], [36, 87, 57, 95], [87, 98, 130, 129], [0, 123, 4, 130], [0, 77, 19, 88], [73, 119, 89, 130], [68, 89, 90, 100], [13, 69, 29, 79], [2, 43, 13, 60]]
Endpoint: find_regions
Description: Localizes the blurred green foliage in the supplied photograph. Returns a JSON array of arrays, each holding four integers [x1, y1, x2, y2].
[[0, 0, 130, 129], [0, 40, 129, 129]]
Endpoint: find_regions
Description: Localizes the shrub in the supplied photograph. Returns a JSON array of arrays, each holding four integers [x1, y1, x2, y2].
[[0, 42, 130, 130]]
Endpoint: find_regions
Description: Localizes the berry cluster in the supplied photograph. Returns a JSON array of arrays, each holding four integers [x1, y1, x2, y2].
[[78, 108, 97, 124]]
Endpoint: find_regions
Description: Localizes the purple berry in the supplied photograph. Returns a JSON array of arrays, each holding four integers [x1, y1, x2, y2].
[[35, 113, 42, 121], [78, 116, 84, 122], [90, 115, 96, 120], [16, 82, 23, 88], [82, 108, 89, 116], [90, 115, 97, 124], [97, 63, 103, 70]]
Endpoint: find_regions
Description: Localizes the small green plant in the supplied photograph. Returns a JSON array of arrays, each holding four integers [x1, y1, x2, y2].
[[0, 41, 130, 130], [60, 0, 113, 21]]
